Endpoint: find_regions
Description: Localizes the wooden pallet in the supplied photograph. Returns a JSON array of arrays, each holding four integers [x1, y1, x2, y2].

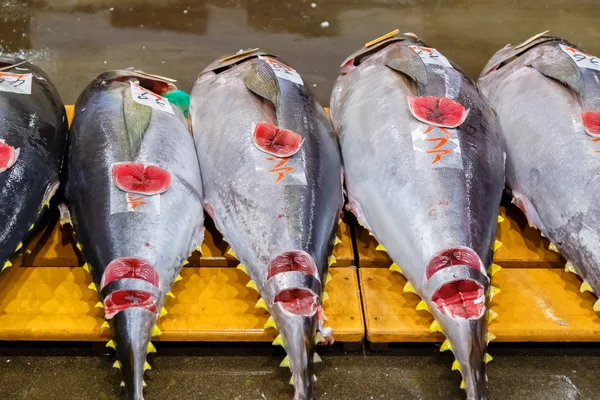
[[355, 202, 600, 342], [0, 264, 363, 342]]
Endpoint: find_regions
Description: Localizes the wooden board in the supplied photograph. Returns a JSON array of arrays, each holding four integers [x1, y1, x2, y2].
[[359, 267, 600, 343], [354, 203, 564, 268], [0, 266, 363, 342]]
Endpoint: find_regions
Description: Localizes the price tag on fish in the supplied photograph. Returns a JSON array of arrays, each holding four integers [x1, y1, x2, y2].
[[559, 44, 600, 72], [258, 56, 304, 85], [130, 81, 174, 114], [408, 45, 453, 69], [0, 72, 32, 95]]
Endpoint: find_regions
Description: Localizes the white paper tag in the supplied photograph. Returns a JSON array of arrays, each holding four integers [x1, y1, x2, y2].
[[130, 81, 174, 114], [409, 45, 453, 69], [559, 44, 600, 72], [258, 56, 304, 85], [411, 126, 462, 170], [0, 72, 32, 95]]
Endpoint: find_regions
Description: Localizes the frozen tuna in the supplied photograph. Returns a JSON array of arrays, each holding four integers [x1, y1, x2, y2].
[[479, 33, 600, 306], [65, 70, 204, 399], [0, 57, 68, 272], [331, 31, 504, 399], [190, 49, 343, 400]]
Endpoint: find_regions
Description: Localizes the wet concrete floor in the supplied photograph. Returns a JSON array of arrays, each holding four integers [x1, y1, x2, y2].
[[0, 342, 597, 399], [1, 0, 600, 399]]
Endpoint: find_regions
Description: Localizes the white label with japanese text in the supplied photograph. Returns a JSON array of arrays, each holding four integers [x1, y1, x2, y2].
[[258, 56, 304, 85], [130, 81, 174, 114], [0, 72, 32, 95], [409, 45, 453, 69], [559, 44, 600, 72]]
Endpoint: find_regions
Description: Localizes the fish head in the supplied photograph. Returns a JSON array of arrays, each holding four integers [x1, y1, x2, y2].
[[422, 247, 490, 399], [262, 250, 326, 400], [201, 48, 278, 75], [93, 69, 178, 95]]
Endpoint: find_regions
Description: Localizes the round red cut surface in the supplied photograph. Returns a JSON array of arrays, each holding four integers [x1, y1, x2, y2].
[[267, 251, 317, 279], [104, 290, 157, 319], [253, 123, 304, 157], [408, 96, 468, 128], [112, 163, 171, 195], [274, 289, 318, 316], [0, 141, 19, 172], [100, 257, 160, 289], [582, 111, 600, 137]]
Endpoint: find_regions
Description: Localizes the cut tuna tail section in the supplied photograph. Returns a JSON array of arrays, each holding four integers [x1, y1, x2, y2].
[[451, 318, 488, 400], [112, 307, 156, 400], [274, 311, 319, 400]]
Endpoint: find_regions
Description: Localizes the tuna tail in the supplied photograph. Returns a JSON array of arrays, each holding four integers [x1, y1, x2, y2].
[[275, 311, 318, 400], [112, 307, 156, 400], [447, 317, 487, 400]]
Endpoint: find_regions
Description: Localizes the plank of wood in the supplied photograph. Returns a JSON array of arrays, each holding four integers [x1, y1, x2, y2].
[[0, 266, 363, 342], [359, 267, 600, 343], [354, 203, 564, 268]]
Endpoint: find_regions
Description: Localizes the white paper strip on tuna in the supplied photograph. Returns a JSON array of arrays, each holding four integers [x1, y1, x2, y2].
[[258, 55, 304, 85], [408, 45, 453, 69], [559, 44, 600, 72], [0, 72, 32, 95], [130, 81, 174, 114]]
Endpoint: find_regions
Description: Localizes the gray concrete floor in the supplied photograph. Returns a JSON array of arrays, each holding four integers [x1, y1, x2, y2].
[[0, 342, 597, 399], [2, 1, 600, 399]]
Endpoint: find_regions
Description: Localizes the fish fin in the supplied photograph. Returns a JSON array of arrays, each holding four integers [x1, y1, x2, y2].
[[580, 281, 594, 293], [497, 215, 505, 223], [488, 309, 498, 322], [272, 334, 284, 347], [152, 325, 162, 336], [144, 361, 151, 371], [101, 321, 110, 330], [315, 332, 326, 344], [175, 274, 183, 282], [313, 353, 322, 363], [328, 256, 337, 266], [440, 339, 452, 352], [289, 376, 294, 386], [243, 59, 280, 108], [58, 203, 72, 226], [76, 242, 83, 251], [123, 84, 152, 157], [246, 280, 258, 291], [1, 260, 12, 272], [182, 259, 189, 266], [95, 301, 104, 309], [106, 340, 117, 350], [226, 247, 237, 259], [565, 262, 578, 275], [548, 242, 559, 253], [147, 342, 157, 354], [82, 263, 90, 273], [312, 374, 318, 383], [375, 244, 386, 252], [322, 291, 329, 302], [264, 316, 277, 330], [402, 281, 417, 294], [389, 263, 403, 274], [384, 44, 428, 86], [166, 291, 175, 298], [489, 263, 502, 277], [325, 273, 332, 285], [255, 298, 268, 311], [15, 242, 23, 252], [333, 236, 342, 246], [594, 299, 600, 313], [489, 286, 501, 300], [113, 360, 121, 369], [159, 307, 168, 318], [451, 360, 460, 371], [236, 264, 248, 274], [529, 50, 584, 94], [429, 320, 442, 333], [120, 381, 125, 387], [416, 300, 429, 312], [486, 332, 497, 343], [460, 380, 465, 389], [142, 380, 147, 388], [88, 283, 98, 292], [29, 223, 35, 231], [279, 355, 290, 368], [493, 240, 503, 252], [484, 353, 493, 363]]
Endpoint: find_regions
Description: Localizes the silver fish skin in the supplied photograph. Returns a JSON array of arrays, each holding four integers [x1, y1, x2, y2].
[[0, 57, 67, 268], [331, 36, 504, 400], [190, 52, 343, 400], [478, 36, 600, 300], [66, 70, 204, 400]]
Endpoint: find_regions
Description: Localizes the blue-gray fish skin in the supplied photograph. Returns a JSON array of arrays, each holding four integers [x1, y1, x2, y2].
[[190, 51, 343, 400], [66, 70, 204, 400], [0, 57, 67, 270], [478, 35, 600, 305], [331, 35, 504, 400]]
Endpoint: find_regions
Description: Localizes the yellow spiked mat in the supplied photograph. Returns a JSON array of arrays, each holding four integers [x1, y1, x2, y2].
[[0, 266, 363, 342], [359, 267, 600, 343]]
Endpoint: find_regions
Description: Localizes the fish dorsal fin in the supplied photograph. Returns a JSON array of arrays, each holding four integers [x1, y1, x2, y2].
[[384, 43, 428, 86], [123, 84, 152, 158], [243, 59, 281, 108], [529, 46, 584, 94]]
